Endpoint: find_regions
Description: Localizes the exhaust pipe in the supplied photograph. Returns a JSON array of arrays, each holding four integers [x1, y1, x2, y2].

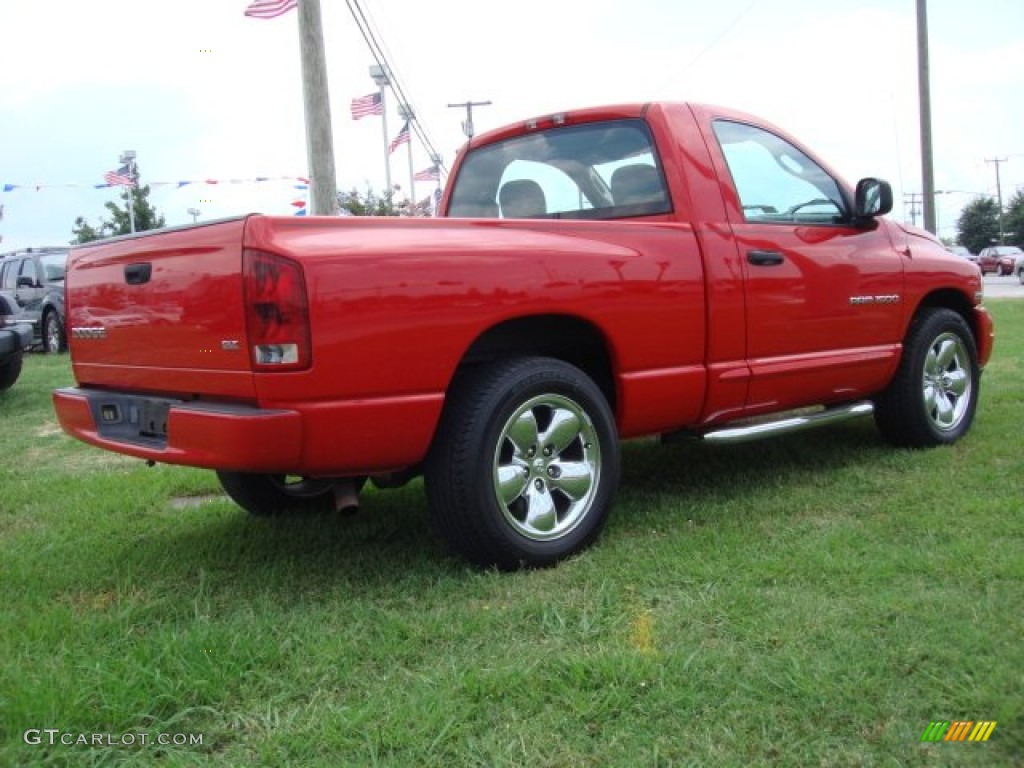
[[333, 479, 361, 516]]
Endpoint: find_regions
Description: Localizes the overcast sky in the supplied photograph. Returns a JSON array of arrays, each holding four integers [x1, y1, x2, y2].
[[1, 0, 1021, 251]]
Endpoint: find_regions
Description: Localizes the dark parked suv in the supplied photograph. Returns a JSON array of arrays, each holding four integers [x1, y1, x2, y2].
[[0, 294, 32, 391], [0, 247, 68, 353]]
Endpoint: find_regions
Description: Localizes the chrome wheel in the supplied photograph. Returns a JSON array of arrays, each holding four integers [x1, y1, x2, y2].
[[44, 312, 64, 354], [425, 357, 619, 569], [922, 332, 972, 433], [874, 308, 980, 448], [492, 394, 601, 541]]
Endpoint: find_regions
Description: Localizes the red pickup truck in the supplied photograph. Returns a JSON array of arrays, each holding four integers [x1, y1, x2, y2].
[[54, 102, 994, 569]]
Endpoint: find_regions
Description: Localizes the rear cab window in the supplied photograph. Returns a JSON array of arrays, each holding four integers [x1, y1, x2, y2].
[[448, 118, 672, 220]]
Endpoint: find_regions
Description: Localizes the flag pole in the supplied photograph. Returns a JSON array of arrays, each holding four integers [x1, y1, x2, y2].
[[431, 153, 443, 217], [119, 150, 137, 234], [370, 66, 391, 196], [297, 0, 338, 215], [398, 104, 415, 207]]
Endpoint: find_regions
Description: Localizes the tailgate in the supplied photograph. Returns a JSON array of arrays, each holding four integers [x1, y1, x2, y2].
[[67, 217, 256, 398]]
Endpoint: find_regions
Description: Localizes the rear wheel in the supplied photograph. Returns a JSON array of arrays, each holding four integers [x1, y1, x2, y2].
[[874, 308, 979, 447], [43, 310, 66, 354], [0, 353, 23, 391], [425, 357, 619, 570], [216, 471, 335, 515]]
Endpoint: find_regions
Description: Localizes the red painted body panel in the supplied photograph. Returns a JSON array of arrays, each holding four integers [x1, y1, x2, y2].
[[53, 388, 303, 470], [66, 218, 255, 396], [241, 214, 709, 441], [53, 101, 992, 477]]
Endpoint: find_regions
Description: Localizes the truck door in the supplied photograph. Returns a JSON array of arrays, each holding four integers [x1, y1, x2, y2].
[[710, 120, 904, 414]]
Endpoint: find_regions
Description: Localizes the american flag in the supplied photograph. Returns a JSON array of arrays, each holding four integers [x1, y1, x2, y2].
[[350, 92, 383, 120], [244, 0, 298, 19], [388, 121, 410, 154], [104, 165, 136, 187], [413, 165, 439, 182]]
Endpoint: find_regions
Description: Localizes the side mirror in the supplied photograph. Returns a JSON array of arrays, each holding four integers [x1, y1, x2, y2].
[[16, 276, 36, 289], [854, 178, 893, 220]]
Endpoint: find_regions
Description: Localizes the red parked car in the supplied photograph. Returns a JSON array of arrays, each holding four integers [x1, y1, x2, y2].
[[977, 245, 1023, 276]]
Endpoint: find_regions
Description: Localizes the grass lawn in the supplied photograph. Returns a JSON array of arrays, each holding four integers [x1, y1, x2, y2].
[[1, 302, 1021, 767]]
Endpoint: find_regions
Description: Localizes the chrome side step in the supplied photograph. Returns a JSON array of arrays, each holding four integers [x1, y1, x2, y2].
[[695, 401, 874, 445]]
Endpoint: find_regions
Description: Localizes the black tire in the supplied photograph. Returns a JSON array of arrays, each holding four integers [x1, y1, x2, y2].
[[43, 310, 66, 354], [874, 308, 979, 447], [0, 354, 23, 391], [425, 357, 620, 570], [216, 471, 335, 515]]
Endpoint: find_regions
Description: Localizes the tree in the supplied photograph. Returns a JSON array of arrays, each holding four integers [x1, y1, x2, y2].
[[955, 197, 1000, 254], [1003, 189, 1024, 247], [70, 216, 104, 244], [338, 187, 402, 217], [70, 168, 166, 244], [337, 186, 434, 218]]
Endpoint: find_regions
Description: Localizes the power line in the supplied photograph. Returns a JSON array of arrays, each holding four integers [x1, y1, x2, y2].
[[343, 0, 447, 175], [353, 1, 447, 163], [658, 0, 759, 87]]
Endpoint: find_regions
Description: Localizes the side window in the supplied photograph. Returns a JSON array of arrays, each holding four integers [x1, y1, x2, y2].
[[449, 118, 671, 220], [713, 120, 846, 225], [19, 258, 38, 285], [0, 261, 12, 290]]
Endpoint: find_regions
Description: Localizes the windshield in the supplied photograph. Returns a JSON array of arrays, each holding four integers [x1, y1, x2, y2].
[[448, 118, 672, 220]]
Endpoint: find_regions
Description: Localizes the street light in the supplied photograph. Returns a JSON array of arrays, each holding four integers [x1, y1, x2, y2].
[[187, 208, 200, 224]]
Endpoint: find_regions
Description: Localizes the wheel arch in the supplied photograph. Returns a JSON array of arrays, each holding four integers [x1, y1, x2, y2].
[[911, 288, 978, 345], [453, 314, 618, 412]]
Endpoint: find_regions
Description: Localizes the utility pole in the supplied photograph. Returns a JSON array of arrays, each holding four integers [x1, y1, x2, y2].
[[986, 157, 1008, 244], [447, 100, 492, 139], [904, 192, 922, 227], [297, 0, 338, 215], [916, 0, 936, 234]]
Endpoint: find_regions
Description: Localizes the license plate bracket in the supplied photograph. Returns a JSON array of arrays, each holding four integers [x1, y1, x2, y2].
[[138, 399, 171, 438]]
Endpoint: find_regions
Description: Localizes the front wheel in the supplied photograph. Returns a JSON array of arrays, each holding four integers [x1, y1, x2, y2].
[[425, 357, 620, 570], [216, 471, 335, 515], [874, 308, 979, 447]]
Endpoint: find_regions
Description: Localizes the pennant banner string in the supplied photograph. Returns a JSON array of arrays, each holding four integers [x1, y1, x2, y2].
[[2, 176, 309, 192]]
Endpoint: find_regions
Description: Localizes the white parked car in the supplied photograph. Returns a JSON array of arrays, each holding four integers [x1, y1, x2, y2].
[[948, 245, 977, 263]]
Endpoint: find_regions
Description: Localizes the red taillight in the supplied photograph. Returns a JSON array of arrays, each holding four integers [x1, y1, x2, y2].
[[242, 249, 311, 371]]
